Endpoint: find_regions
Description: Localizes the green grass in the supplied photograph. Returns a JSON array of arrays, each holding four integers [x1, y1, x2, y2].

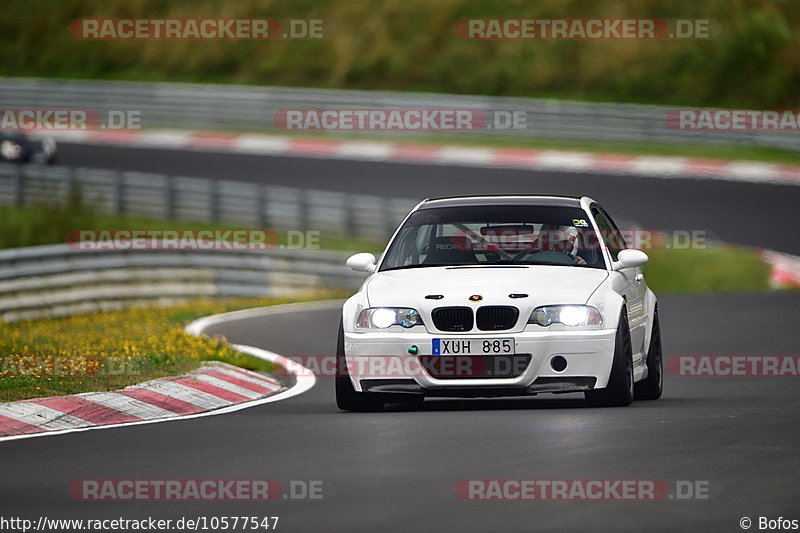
[[644, 245, 772, 292], [1, 0, 798, 109], [0, 294, 343, 402], [0, 201, 385, 252]]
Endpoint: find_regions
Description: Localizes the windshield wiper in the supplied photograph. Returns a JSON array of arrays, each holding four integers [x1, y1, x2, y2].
[[381, 260, 586, 271]]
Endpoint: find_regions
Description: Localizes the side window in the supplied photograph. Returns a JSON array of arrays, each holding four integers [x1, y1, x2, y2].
[[591, 207, 624, 261], [390, 225, 427, 267], [600, 207, 628, 249], [415, 224, 433, 263]]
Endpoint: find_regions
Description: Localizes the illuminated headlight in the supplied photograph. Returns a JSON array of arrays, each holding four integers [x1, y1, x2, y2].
[[528, 305, 603, 327], [357, 308, 424, 329], [1, 140, 22, 161]]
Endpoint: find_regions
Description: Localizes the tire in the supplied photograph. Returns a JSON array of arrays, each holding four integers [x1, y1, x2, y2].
[[635, 307, 663, 400], [335, 320, 384, 412], [585, 309, 634, 407]]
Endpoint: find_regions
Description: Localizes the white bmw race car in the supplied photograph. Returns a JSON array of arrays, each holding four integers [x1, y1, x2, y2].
[[337, 195, 663, 411]]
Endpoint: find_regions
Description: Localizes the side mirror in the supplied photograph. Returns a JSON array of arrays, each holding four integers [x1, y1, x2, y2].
[[346, 252, 377, 273], [612, 249, 649, 270]]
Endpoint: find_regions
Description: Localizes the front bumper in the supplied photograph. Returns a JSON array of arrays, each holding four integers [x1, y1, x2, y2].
[[344, 328, 617, 396]]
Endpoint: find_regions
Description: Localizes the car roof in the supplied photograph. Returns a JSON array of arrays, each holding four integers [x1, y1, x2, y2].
[[419, 194, 584, 209]]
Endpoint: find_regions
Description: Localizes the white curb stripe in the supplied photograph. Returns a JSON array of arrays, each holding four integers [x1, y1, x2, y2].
[[191, 373, 264, 399], [137, 380, 233, 410], [726, 162, 780, 183], [232, 135, 292, 155], [436, 147, 495, 165], [761, 249, 800, 288], [0, 403, 91, 430], [335, 142, 395, 160], [78, 392, 177, 420], [133, 131, 191, 149], [211, 366, 282, 390], [536, 151, 594, 171], [631, 157, 688, 177]]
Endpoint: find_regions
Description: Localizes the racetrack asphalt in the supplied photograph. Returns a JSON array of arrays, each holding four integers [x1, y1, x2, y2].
[[1, 293, 798, 532], [57, 142, 800, 255]]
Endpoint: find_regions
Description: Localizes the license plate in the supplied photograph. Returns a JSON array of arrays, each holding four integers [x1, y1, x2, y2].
[[432, 338, 514, 356]]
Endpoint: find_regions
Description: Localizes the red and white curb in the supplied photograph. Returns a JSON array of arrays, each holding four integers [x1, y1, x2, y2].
[[0, 362, 283, 437], [35, 129, 800, 186], [761, 249, 800, 289], [0, 301, 328, 442]]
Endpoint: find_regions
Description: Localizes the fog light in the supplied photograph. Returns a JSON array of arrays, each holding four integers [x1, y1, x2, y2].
[[550, 355, 568, 372]]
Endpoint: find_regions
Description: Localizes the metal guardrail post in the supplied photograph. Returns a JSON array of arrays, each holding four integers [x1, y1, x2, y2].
[[165, 175, 176, 220], [209, 179, 220, 221], [299, 189, 310, 232], [12, 165, 24, 208], [67, 166, 78, 202], [258, 185, 270, 228], [382, 197, 394, 238], [344, 195, 357, 239], [114, 171, 125, 215]]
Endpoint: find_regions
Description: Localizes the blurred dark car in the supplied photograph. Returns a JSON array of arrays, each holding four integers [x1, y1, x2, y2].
[[0, 131, 57, 164]]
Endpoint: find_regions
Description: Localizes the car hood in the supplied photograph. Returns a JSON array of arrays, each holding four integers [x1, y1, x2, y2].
[[366, 265, 608, 311]]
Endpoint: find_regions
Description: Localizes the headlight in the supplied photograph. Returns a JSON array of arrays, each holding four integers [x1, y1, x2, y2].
[[528, 305, 602, 327], [356, 307, 424, 329], [0, 140, 22, 161]]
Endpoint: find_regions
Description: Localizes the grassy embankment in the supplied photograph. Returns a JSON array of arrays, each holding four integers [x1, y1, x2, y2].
[[3, 1, 799, 162], [3, 0, 796, 109], [0, 294, 343, 402]]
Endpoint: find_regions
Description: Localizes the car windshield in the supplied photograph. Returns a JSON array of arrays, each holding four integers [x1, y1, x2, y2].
[[380, 204, 606, 271]]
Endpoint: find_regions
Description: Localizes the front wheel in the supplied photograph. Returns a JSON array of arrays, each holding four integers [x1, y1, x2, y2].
[[635, 307, 663, 400], [585, 309, 634, 407], [335, 320, 384, 412]]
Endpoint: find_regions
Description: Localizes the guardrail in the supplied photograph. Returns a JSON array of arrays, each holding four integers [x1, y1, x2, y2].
[[0, 163, 417, 241], [0, 162, 400, 322], [2, 77, 796, 151], [0, 243, 364, 322]]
